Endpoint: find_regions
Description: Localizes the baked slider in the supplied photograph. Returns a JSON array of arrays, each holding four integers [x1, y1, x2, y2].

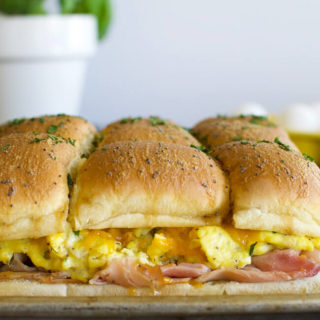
[[0, 115, 320, 297], [192, 115, 298, 150], [100, 116, 199, 146]]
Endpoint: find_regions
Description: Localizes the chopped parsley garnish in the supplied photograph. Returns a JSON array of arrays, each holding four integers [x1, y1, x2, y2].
[[233, 136, 243, 141], [73, 230, 80, 236], [256, 139, 271, 144], [303, 153, 315, 162], [57, 113, 67, 117], [249, 242, 257, 256], [67, 174, 73, 186], [274, 137, 291, 151], [0, 144, 10, 151], [9, 118, 25, 126], [251, 115, 268, 121], [81, 154, 88, 159], [217, 114, 227, 119], [149, 116, 167, 126], [47, 125, 58, 134], [39, 118, 45, 124], [120, 117, 142, 124], [240, 141, 250, 145], [48, 135, 58, 141], [29, 138, 45, 144], [68, 138, 76, 146], [190, 144, 209, 154]]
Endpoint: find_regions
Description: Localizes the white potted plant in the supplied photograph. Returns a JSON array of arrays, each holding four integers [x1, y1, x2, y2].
[[0, 0, 111, 122]]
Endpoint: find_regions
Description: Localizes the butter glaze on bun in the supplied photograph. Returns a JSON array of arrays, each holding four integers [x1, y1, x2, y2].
[[70, 141, 229, 230], [0, 133, 78, 240], [0, 115, 97, 155], [100, 117, 199, 146], [192, 116, 298, 150], [213, 141, 320, 237]]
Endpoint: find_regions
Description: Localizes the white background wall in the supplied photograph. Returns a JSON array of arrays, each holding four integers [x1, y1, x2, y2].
[[80, 0, 320, 127]]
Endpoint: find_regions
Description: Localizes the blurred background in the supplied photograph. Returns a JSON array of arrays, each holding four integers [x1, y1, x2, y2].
[[1, 0, 320, 128], [82, 0, 320, 127]]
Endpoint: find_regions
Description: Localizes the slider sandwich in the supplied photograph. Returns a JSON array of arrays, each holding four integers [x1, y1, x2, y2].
[[0, 114, 320, 296]]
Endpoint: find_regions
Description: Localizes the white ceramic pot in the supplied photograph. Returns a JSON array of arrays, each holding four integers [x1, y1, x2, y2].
[[0, 15, 97, 123]]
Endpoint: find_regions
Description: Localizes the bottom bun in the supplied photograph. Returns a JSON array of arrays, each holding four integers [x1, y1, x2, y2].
[[1, 275, 320, 297], [68, 274, 320, 296]]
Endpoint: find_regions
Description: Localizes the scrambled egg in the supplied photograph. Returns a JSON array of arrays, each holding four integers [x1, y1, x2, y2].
[[0, 224, 319, 282]]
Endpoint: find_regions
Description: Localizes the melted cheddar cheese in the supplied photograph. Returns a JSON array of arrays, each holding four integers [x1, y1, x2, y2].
[[0, 225, 319, 282]]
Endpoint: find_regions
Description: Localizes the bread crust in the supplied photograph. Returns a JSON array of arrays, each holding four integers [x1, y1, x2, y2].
[[67, 273, 320, 296], [1, 274, 320, 296], [0, 115, 97, 154], [0, 133, 78, 240], [70, 141, 229, 230], [192, 116, 298, 150], [213, 141, 320, 237], [100, 118, 199, 146]]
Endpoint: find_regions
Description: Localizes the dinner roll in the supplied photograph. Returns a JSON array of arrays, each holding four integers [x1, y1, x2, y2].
[[70, 141, 229, 230], [0, 115, 97, 155], [192, 115, 298, 150], [213, 140, 320, 237], [0, 133, 79, 240], [100, 117, 199, 146]]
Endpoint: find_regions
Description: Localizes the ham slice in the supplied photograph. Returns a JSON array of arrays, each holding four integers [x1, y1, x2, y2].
[[161, 263, 210, 278], [197, 249, 320, 283], [89, 257, 162, 287], [302, 249, 320, 264], [90, 249, 320, 287], [196, 265, 292, 283]]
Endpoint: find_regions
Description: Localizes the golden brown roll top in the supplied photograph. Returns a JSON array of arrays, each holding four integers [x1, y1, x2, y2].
[[0, 133, 79, 240], [213, 140, 320, 237], [0, 115, 97, 155], [100, 117, 199, 146], [192, 115, 298, 150], [70, 141, 229, 230]]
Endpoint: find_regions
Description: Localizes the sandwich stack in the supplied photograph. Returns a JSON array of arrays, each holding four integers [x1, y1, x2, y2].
[[0, 114, 319, 296]]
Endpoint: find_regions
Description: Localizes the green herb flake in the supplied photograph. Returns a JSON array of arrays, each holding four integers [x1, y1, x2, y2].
[[233, 136, 243, 141], [217, 114, 227, 119], [251, 115, 268, 121], [73, 230, 80, 236], [47, 125, 58, 134], [57, 113, 67, 117], [9, 118, 25, 126], [274, 137, 291, 151], [0, 144, 10, 151], [303, 153, 315, 162], [39, 118, 45, 124], [190, 144, 209, 154], [240, 141, 250, 145], [183, 127, 191, 133], [29, 138, 45, 144], [249, 242, 258, 256], [48, 135, 58, 141], [149, 116, 168, 126], [68, 138, 76, 146], [81, 154, 88, 159], [257, 139, 271, 144], [67, 173, 73, 186]]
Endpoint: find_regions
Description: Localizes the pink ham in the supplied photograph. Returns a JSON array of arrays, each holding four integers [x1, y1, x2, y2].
[[197, 249, 320, 283], [89, 257, 162, 287], [251, 249, 318, 273], [161, 263, 210, 278], [302, 249, 320, 264], [196, 265, 292, 283]]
